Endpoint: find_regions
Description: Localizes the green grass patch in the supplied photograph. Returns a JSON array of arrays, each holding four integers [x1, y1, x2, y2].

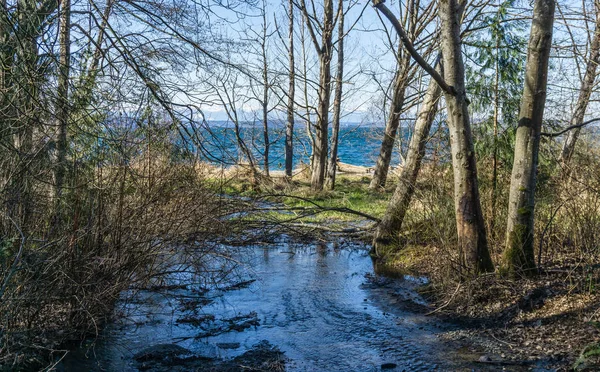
[[209, 174, 392, 224], [277, 177, 391, 223]]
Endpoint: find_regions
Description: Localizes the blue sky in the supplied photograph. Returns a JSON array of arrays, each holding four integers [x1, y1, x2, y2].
[[84, 0, 598, 128]]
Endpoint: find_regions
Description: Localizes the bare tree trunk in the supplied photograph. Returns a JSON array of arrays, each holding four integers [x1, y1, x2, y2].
[[372, 63, 442, 253], [231, 116, 256, 174], [301, 0, 334, 191], [260, 8, 270, 178], [13, 0, 39, 227], [369, 0, 436, 190], [0, 0, 9, 136], [262, 92, 269, 177], [369, 54, 410, 190], [75, 0, 112, 110], [311, 58, 332, 191], [285, 0, 295, 178], [372, 0, 492, 274], [439, 0, 494, 275], [300, 14, 315, 168], [490, 33, 500, 237], [54, 0, 71, 213], [560, 0, 600, 164], [0, 0, 10, 223], [325, 0, 344, 191], [0, 0, 7, 98], [233, 119, 259, 183], [503, 0, 555, 277]]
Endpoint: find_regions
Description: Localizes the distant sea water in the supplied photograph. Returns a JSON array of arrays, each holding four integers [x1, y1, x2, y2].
[[191, 122, 408, 170]]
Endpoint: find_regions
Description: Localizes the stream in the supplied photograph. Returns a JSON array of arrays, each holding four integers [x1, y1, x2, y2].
[[58, 236, 470, 371]]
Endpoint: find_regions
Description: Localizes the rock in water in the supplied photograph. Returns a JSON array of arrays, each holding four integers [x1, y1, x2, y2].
[[478, 355, 492, 363], [216, 342, 241, 350], [133, 344, 191, 362]]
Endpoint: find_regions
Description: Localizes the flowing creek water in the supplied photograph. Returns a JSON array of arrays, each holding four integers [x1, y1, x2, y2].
[[58, 237, 477, 371]]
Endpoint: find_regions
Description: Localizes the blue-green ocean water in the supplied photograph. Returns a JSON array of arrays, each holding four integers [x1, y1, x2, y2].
[[193, 122, 407, 170]]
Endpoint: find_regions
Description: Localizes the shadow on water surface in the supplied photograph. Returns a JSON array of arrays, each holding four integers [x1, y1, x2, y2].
[[57, 236, 553, 371]]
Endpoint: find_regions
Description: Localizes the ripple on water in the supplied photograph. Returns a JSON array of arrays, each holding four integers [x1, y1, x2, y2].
[[59, 239, 463, 371]]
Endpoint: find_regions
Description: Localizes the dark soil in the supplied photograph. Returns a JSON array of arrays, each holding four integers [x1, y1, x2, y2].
[[134, 340, 285, 371], [387, 244, 600, 371]]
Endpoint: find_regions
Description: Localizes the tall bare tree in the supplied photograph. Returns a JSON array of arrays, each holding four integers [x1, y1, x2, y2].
[[74, 0, 113, 111], [372, 60, 442, 252], [438, 0, 494, 274], [560, 0, 600, 165], [369, 53, 410, 190], [0, 0, 10, 151], [299, 14, 316, 165], [375, 0, 494, 274], [503, 0, 555, 277], [12, 0, 44, 227], [210, 71, 260, 183], [369, 0, 435, 190], [0, 0, 8, 104], [325, 0, 344, 190], [299, 0, 334, 191], [54, 0, 71, 218], [285, 0, 295, 178], [259, 3, 271, 177]]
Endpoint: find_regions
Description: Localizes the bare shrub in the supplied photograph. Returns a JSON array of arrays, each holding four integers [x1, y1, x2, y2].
[[0, 141, 242, 368]]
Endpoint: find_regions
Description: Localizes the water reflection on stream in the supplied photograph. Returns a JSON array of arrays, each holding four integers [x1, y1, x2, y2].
[[59, 238, 458, 371]]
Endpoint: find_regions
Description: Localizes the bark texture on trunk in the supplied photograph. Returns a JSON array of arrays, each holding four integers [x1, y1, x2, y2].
[[560, 0, 600, 164], [369, 53, 410, 190], [306, 0, 334, 191], [299, 16, 315, 162], [0, 0, 10, 143], [369, 0, 431, 191], [504, 0, 555, 277], [311, 59, 332, 190], [261, 11, 270, 177], [13, 0, 41, 227], [372, 65, 442, 253], [54, 0, 71, 207], [0, 0, 7, 99], [0, 0, 9, 233], [490, 34, 500, 236], [325, 0, 344, 191], [439, 0, 494, 275], [285, 0, 295, 178]]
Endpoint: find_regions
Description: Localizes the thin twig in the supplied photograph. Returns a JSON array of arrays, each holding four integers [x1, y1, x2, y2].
[[0, 214, 26, 301], [426, 283, 461, 316], [541, 117, 600, 137], [259, 194, 382, 222], [372, 0, 454, 95]]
